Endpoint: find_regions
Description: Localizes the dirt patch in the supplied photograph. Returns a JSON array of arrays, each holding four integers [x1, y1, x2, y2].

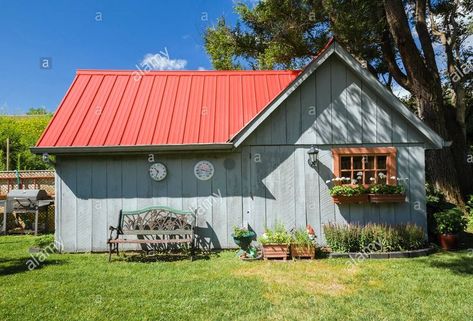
[[233, 260, 361, 300]]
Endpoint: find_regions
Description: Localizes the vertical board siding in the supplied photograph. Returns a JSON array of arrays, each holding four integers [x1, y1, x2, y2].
[[91, 159, 107, 251]]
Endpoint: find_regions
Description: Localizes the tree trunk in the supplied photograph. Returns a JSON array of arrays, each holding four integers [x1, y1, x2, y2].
[[382, 0, 472, 204]]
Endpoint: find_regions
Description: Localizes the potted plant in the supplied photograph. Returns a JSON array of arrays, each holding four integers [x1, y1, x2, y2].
[[434, 207, 467, 250], [258, 223, 292, 260], [231, 225, 257, 254], [368, 174, 406, 203], [290, 225, 316, 259], [327, 177, 369, 204]]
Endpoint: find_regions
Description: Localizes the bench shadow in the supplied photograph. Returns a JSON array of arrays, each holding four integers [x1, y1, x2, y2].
[[0, 257, 64, 276], [118, 251, 215, 263]]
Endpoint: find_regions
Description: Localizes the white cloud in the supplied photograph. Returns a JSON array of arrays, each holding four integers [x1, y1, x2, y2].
[[197, 66, 206, 71], [140, 52, 187, 70]]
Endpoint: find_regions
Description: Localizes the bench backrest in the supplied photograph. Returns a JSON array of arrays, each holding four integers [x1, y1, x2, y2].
[[118, 206, 195, 236]]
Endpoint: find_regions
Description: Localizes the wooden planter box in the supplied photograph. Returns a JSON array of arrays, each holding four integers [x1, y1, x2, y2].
[[369, 194, 406, 203], [332, 194, 369, 204], [290, 244, 315, 259], [262, 244, 290, 260]]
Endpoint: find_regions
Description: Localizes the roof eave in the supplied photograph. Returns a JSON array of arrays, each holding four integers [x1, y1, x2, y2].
[[30, 143, 235, 155]]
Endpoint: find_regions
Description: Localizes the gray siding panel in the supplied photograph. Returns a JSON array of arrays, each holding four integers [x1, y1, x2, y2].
[[91, 159, 107, 251]]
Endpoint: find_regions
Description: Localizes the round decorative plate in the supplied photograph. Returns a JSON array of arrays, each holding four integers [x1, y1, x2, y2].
[[149, 163, 167, 181], [194, 160, 214, 181]]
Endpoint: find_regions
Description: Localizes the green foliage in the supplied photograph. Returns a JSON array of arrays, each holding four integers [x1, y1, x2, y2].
[[32, 234, 56, 249], [232, 225, 254, 238], [323, 223, 426, 253], [258, 223, 292, 245], [369, 184, 405, 195], [292, 229, 316, 247], [204, 0, 330, 70], [329, 184, 367, 197], [26, 107, 50, 115], [0, 115, 52, 170], [434, 208, 468, 235], [466, 195, 473, 227]]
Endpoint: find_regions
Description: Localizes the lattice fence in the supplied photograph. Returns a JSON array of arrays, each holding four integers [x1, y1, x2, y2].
[[0, 170, 55, 199], [0, 205, 55, 234], [0, 170, 55, 234]]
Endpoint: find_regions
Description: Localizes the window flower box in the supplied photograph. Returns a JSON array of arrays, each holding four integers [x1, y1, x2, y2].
[[369, 193, 406, 203], [332, 194, 369, 204], [327, 180, 369, 204], [368, 175, 407, 203]]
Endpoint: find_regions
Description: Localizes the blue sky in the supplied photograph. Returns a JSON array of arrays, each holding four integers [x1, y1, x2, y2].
[[0, 0, 240, 114]]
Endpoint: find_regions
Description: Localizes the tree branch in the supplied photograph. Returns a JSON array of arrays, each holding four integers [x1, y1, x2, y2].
[[414, 0, 439, 75]]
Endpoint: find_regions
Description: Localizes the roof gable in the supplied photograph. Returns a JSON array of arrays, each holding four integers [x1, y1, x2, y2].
[[231, 41, 445, 149]]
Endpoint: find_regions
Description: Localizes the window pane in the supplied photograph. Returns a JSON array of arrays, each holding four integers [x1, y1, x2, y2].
[[365, 156, 375, 169], [377, 156, 387, 169], [341, 171, 351, 183], [353, 156, 363, 170], [365, 171, 375, 184], [341, 157, 351, 170]]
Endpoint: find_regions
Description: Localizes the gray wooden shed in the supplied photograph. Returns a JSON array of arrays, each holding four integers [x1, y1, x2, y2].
[[32, 41, 445, 252]]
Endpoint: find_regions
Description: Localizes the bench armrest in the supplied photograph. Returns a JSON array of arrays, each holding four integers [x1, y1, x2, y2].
[[108, 226, 120, 240]]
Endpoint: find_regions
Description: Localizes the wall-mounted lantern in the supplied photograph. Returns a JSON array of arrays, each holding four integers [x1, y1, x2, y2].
[[307, 145, 319, 169]]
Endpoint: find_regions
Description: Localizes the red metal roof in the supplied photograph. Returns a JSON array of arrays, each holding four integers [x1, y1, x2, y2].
[[36, 70, 300, 148]]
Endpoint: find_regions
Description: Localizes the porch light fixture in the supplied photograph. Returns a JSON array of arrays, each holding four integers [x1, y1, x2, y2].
[[307, 146, 319, 169]]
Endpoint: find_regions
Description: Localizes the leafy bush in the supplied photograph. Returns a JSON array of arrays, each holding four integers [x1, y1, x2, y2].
[[434, 208, 468, 235], [292, 229, 316, 247], [369, 184, 405, 195], [324, 224, 361, 252], [466, 195, 473, 228], [32, 234, 56, 249], [258, 223, 292, 245], [323, 223, 426, 253], [329, 185, 367, 197], [232, 225, 254, 238]]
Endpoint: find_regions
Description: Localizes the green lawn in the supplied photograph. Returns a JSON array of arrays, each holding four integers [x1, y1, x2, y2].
[[1, 236, 473, 321]]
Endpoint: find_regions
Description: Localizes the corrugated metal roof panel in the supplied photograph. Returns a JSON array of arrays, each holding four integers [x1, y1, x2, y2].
[[36, 70, 301, 148]]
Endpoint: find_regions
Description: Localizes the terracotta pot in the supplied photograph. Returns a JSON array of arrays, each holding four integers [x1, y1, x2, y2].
[[438, 234, 458, 250], [369, 194, 406, 203], [262, 244, 290, 260], [290, 244, 315, 259], [332, 194, 369, 204]]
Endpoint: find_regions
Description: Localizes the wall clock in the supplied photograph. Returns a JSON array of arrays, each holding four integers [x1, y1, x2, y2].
[[194, 160, 214, 181], [149, 163, 167, 181]]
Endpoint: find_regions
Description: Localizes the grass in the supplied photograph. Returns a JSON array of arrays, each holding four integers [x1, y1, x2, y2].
[[1, 236, 473, 321]]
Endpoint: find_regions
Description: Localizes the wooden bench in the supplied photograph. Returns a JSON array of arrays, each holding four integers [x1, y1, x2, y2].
[[107, 206, 196, 262]]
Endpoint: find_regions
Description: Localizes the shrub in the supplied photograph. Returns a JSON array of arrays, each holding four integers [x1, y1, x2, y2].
[[32, 234, 56, 249], [232, 226, 254, 238], [324, 224, 361, 252], [323, 223, 426, 253], [292, 229, 316, 247], [258, 223, 292, 245], [434, 208, 468, 235]]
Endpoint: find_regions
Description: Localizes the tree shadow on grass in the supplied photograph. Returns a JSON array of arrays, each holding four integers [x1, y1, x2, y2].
[[0, 257, 64, 276], [427, 254, 473, 275]]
